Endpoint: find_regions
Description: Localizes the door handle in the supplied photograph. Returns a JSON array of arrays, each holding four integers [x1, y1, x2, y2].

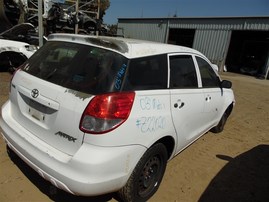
[[178, 102, 185, 109], [205, 95, 212, 101], [174, 102, 185, 109]]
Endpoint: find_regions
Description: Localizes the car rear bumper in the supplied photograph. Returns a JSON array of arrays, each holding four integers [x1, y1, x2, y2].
[[0, 101, 146, 196]]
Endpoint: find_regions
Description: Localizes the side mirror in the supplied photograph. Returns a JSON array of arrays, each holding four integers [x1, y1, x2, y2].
[[221, 80, 232, 89]]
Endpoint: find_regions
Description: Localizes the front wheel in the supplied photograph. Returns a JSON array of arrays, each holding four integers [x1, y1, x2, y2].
[[118, 143, 168, 202], [210, 112, 228, 133]]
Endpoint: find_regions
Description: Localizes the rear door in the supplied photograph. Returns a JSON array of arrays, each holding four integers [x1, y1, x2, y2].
[[9, 43, 93, 156], [169, 54, 208, 153], [10, 70, 90, 156], [10, 40, 130, 155]]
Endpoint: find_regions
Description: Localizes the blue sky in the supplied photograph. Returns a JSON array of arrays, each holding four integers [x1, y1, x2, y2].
[[103, 0, 269, 24]]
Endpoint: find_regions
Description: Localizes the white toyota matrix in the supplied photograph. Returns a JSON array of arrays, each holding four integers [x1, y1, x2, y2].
[[0, 34, 235, 202]]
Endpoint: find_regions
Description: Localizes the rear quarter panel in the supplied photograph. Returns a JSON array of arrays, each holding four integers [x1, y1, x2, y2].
[[83, 90, 177, 148]]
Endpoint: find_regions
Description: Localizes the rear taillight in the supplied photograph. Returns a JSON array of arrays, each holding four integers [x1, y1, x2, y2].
[[80, 92, 135, 134]]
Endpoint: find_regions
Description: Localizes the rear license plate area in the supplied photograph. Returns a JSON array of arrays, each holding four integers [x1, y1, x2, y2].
[[29, 107, 45, 121], [28, 99, 46, 122]]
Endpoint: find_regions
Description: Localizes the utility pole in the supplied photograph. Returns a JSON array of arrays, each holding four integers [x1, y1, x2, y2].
[[96, 0, 100, 36], [75, 0, 79, 34], [38, 0, 43, 47]]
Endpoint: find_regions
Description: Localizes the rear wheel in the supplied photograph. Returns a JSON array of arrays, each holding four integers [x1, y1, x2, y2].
[[118, 143, 168, 202]]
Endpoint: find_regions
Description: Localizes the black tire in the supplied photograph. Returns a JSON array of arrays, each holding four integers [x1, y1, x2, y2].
[[6, 145, 17, 160], [210, 112, 228, 133], [118, 143, 168, 202]]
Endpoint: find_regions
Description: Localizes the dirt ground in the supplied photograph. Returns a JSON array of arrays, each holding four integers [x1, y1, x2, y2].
[[1, 72, 269, 202]]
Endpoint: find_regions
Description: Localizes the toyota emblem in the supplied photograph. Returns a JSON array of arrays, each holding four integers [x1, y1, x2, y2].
[[31, 89, 39, 98]]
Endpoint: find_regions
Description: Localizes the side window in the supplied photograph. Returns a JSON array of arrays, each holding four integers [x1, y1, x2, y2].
[[196, 57, 220, 88], [124, 54, 167, 90], [169, 55, 198, 89]]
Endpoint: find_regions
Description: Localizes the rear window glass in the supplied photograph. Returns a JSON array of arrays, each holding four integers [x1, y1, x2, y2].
[[22, 41, 128, 94], [169, 55, 198, 88]]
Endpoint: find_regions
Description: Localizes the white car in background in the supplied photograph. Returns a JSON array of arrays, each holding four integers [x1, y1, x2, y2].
[[0, 23, 38, 72], [0, 34, 235, 202]]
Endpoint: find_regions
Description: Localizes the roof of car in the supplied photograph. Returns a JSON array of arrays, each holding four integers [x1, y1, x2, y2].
[[48, 33, 203, 58]]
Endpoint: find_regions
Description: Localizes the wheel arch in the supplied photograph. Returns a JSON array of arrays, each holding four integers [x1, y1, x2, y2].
[[154, 136, 175, 160], [225, 102, 234, 117]]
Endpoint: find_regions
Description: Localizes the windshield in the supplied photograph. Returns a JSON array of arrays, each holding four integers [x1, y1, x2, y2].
[[22, 41, 128, 94]]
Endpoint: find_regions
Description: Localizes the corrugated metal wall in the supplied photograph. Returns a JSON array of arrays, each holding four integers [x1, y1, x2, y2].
[[117, 20, 168, 43], [117, 17, 269, 71], [193, 30, 232, 68]]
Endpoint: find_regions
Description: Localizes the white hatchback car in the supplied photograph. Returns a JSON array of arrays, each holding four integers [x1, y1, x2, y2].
[[0, 34, 235, 202]]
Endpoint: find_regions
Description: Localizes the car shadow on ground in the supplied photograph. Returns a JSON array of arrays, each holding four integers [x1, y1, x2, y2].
[[7, 146, 118, 202], [199, 144, 269, 202]]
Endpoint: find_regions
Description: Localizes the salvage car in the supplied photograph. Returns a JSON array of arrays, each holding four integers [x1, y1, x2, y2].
[[0, 34, 235, 202], [0, 23, 38, 72], [0, 38, 37, 72]]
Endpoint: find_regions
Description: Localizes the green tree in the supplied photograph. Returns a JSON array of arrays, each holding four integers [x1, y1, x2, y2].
[[99, 0, 110, 21]]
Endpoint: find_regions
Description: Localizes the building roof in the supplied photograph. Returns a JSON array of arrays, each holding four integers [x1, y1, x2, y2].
[[118, 16, 269, 21]]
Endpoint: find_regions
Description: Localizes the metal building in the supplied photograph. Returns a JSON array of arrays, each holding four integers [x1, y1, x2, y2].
[[117, 16, 269, 79]]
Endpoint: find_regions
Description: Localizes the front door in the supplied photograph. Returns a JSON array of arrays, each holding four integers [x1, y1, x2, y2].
[[195, 56, 224, 128]]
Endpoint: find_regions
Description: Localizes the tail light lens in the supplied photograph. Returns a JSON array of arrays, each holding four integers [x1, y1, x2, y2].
[[80, 92, 135, 134]]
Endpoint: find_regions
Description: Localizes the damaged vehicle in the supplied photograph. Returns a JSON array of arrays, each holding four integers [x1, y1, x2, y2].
[[0, 23, 38, 72], [0, 34, 235, 201]]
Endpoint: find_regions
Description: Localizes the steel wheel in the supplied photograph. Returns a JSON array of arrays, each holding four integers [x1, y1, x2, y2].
[[118, 143, 168, 202]]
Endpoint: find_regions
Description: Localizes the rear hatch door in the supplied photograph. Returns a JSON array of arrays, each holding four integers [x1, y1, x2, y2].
[[10, 70, 91, 155]]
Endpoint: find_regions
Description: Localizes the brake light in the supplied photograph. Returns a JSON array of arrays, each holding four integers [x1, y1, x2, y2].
[[80, 92, 135, 134]]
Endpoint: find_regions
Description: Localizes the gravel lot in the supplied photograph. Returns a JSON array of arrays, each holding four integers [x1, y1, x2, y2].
[[1, 72, 269, 202]]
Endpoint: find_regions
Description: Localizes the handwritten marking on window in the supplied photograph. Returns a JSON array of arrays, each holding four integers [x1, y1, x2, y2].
[[114, 64, 127, 90]]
